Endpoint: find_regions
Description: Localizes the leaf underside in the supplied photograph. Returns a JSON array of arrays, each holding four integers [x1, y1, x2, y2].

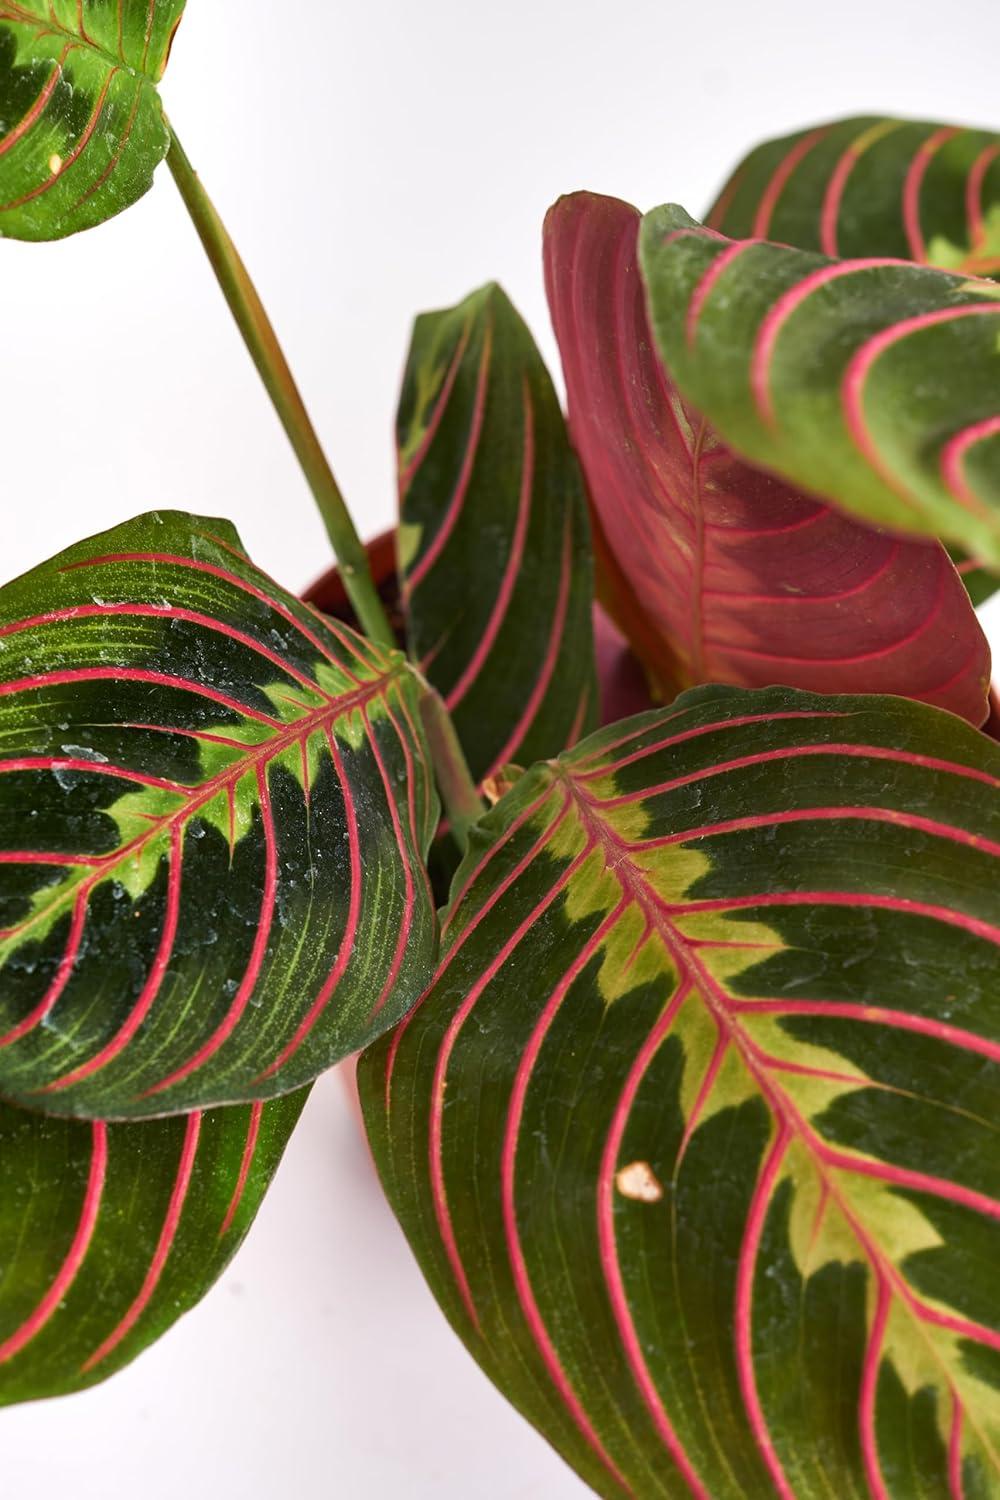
[[705, 113, 1000, 612], [0, 1086, 306, 1403], [544, 190, 990, 724], [949, 547, 1000, 609], [0, 511, 438, 1120], [397, 282, 597, 788], [707, 115, 1000, 277], [639, 203, 1000, 572], [362, 685, 1000, 1499], [0, 0, 185, 240]]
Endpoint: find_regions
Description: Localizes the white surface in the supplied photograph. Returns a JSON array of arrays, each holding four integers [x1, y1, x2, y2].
[[3, 0, 1000, 1494], [5, 0, 1000, 595]]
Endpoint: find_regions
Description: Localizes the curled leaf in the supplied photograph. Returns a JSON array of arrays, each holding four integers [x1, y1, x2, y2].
[[708, 115, 1000, 276], [640, 204, 1000, 571], [398, 282, 597, 786], [544, 191, 990, 723]]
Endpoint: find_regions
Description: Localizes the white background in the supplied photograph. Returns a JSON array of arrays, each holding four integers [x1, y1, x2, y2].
[[4, 0, 1000, 1494]]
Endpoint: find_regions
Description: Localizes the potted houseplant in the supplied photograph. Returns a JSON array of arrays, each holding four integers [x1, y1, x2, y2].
[[1, 9, 1000, 1495]]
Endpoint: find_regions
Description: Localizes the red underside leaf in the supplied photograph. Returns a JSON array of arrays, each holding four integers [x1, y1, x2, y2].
[[985, 686, 1000, 741], [544, 191, 991, 726]]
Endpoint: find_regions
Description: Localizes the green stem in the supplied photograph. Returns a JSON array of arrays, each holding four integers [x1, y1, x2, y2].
[[419, 688, 486, 854], [166, 124, 483, 845], [164, 123, 395, 649]]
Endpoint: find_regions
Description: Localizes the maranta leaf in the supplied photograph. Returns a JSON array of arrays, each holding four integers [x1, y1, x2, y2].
[[544, 190, 990, 723], [639, 204, 1000, 572], [708, 115, 1000, 276], [705, 114, 1000, 611], [398, 282, 597, 787], [0, 510, 437, 1119], [0, 1088, 306, 1402], [0, 0, 185, 239], [363, 685, 1000, 1499]]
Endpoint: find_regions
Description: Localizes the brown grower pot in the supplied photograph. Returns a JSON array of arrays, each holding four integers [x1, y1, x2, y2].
[[304, 529, 655, 730]]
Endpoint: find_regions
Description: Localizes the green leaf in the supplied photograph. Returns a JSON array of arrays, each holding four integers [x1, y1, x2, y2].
[[707, 115, 1000, 276], [639, 203, 1000, 571], [0, 1087, 306, 1403], [0, 0, 185, 240], [0, 511, 438, 1119], [704, 115, 1000, 615], [398, 282, 597, 788], [362, 685, 1000, 1499]]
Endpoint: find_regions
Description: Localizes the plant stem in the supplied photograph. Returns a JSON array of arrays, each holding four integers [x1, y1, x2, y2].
[[164, 123, 395, 649], [419, 688, 485, 854], [166, 125, 484, 844]]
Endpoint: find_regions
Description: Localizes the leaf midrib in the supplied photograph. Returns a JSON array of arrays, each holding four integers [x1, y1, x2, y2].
[[561, 768, 1000, 1480], [1, 665, 404, 952]]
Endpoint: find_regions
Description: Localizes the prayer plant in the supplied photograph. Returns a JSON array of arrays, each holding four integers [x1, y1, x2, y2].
[[2, 9, 1000, 1499]]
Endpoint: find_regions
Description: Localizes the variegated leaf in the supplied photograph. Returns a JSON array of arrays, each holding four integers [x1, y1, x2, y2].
[[0, 511, 437, 1119], [639, 204, 1000, 572], [705, 115, 1000, 610], [398, 283, 597, 787], [362, 685, 1000, 1499], [544, 190, 990, 723], [0, 0, 185, 240], [0, 1088, 306, 1402], [708, 115, 1000, 276]]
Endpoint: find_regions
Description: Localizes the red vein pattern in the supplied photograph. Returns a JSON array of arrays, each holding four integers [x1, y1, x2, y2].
[[706, 115, 1000, 275], [752, 127, 830, 239], [219, 1100, 263, 1238], [0, 1121, 106, 1364], [0, 1, 187, 240], [0, 1089, 308, 1403], [639, 198, 1000, 577], [500, 896, 634, 1495], [482, 514, 575, 781], [734, 1126, 795, 1500], [842, 305, 1000, 523], [139, 768, 278, 1098], [749, 258, 906, 428], [405, 323, 493, 597], [544, 192, 990, 723], [398, 281, 596, 788], [362, 684, 1000, 1498], [445, 380, 534, 711], [597, 977, 711, 1499], [82, 1110, 202, 1372], [0, 510, 437, 1119]]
